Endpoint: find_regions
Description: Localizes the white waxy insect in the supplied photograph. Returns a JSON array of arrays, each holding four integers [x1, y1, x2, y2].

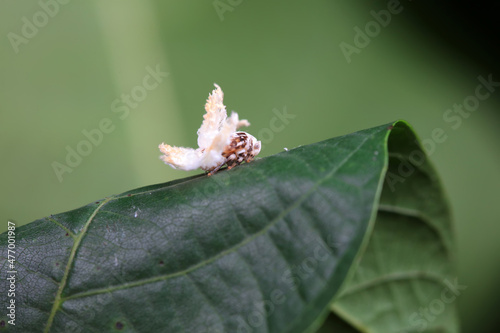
[[159, 84, 261, 176]]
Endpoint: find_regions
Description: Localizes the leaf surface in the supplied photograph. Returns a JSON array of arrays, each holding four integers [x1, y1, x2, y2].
[[0, 121, 457, 333], [327, 124, 458, 333]]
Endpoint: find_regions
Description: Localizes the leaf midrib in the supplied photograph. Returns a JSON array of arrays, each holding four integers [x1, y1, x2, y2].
[[43, 198, 111, 333]]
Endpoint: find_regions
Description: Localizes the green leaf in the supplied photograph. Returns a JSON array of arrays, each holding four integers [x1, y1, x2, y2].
[[327, 124, 459, 333], [0, 121, 457, 333]]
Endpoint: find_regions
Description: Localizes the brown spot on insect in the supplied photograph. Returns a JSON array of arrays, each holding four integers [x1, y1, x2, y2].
[[207, 131, 261, 176]]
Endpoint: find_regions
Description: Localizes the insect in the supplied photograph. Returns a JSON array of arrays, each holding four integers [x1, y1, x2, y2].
[[159, 84, 261, 176]]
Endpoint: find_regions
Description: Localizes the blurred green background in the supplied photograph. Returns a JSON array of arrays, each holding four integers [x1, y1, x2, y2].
[[1, 1, 499, 331]]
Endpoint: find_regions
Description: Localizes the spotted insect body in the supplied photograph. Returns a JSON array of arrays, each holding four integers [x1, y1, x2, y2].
[[215, 131, 260, 173]]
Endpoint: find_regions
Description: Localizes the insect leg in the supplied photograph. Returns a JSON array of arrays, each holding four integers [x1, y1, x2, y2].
[[207, 162, 224, 176]]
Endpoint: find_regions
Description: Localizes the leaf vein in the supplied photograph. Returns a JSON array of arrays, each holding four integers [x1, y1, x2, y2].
[[43, 198, 112, 333]]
